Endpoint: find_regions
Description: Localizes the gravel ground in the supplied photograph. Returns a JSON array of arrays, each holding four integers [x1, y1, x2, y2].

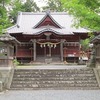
[[0, 90, 100, 100]]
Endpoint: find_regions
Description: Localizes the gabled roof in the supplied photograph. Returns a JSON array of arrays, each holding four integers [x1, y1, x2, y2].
[[34, 11, 63, 28], [6, 12, 90, 35]]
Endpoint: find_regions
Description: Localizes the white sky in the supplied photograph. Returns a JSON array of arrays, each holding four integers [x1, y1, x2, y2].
[[34, 0, 46, 7], [22, 0, 46, 7]]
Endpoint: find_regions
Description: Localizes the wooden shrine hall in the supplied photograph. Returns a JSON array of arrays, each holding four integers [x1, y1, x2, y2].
[[5, 11, 89, 63]]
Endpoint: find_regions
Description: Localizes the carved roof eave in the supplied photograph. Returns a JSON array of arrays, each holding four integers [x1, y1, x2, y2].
[[33, 12, 63, 29], [23, 28, 74, 36], [0, 34, 20, 45]]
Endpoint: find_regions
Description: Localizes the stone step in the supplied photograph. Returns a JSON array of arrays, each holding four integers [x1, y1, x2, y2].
[[10, 85, 99, 90], [12, 77, 97, 81], [10, 87, 99, 90], [13, 75, 95, 78], [11, 84, 98, 89], [11, 82, 99, 87], [10, 68, 99, 90], [12, 79, 98, 83], [14, 68, 93, 72]]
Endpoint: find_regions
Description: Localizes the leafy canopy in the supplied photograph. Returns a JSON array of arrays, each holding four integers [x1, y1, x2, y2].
[[0, 0, 40, 33], [0, 0, 12, 34], [61, 0, 100, 31], [42, 0, 64, 11], [61, 0, 100, 51], [9, 0, 40, 23]]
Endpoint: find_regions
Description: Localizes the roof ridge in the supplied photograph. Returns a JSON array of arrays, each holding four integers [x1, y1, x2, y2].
[[20, 11, 68, 15], [21, 12, 45, 15]]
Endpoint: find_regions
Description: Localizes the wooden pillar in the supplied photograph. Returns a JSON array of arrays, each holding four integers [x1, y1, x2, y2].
[[44, 46, 46, 57], [60, 39, 64, 62], [79, 36, 81, 56], [33, 39, 36, 61], [63, 47, 67, 61], [49, 47, 51, 57]]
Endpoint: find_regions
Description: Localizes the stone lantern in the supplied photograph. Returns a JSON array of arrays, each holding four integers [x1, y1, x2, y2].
[[0, 34, 20, 91]]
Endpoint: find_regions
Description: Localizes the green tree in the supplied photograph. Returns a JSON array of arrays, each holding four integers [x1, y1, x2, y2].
[[61, 0, 100, 51], [61, 0, 100, 31], [9, 0, 24, 23], [22, 0, 40, 12], [42, 0, 64, 11], [9, 0, 40, 23], [0, 0, 11, 34]]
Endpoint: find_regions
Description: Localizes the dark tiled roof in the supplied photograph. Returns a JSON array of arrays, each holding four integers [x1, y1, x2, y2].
[[6, 12, 90, 34]]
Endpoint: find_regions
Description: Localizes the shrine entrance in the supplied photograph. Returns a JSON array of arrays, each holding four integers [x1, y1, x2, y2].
[[36, 41, 61, 62]]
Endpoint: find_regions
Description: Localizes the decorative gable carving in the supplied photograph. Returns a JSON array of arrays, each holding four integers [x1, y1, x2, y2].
[[34, 13, 62, 28]]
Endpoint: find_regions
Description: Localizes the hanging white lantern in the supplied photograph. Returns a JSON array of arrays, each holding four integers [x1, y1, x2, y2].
[[47, 43, 50, 47], [40, 44, 43, 48], [44, 44, 45, 47], [51, 44, 53, 48], [54, 44, 56, 48]]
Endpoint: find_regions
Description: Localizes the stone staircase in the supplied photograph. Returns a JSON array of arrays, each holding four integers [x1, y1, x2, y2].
[[10, 68, 99, 90]]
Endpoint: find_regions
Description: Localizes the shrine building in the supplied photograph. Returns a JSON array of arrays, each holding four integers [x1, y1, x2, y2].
[[5, 11, 90, 63]]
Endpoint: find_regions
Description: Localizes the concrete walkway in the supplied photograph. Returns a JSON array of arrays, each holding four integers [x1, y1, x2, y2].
[[0, 90, 100, 100], [16, 64, 87, 69]]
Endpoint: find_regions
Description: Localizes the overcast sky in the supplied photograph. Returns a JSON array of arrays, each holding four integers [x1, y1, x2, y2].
[[34, 0, 46, 7], [22, 0, 46, 7]]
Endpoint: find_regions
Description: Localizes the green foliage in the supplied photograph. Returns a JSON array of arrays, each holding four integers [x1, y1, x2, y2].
[[0, 0, 40, 34], [9, 0, 40, 23], [13, 59, 20, 66], [22, 0, 40, 12], [61, 0, 100, 52], [80, 39, 90, 51], [0, 0, 12, 34], [9, 0, 24, 23], [42, 0, 65, 11], [61, 0, 100, 31], [80, 32, 95, 51]]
